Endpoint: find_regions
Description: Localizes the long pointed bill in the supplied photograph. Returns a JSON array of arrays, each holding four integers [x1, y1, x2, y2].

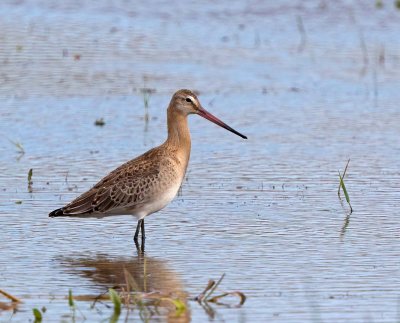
[[197, 107, 247, 139]]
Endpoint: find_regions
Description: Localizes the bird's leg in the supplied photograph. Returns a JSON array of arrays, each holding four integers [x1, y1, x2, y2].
[[140, 219, 146, 254], [134, 219, 146, 253], [134, 219, 142, 242], [141, 219, 145, 243], [134, 238, 141, 253]]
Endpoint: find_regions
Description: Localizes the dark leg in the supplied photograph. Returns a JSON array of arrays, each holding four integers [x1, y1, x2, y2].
[[134, 219, 143, 242], [140, 219, 145, 253], [134, 219, 145, 253], [141, 219, 145, 242], [134, 238, 145, 254], [134, 238, 141, 253]]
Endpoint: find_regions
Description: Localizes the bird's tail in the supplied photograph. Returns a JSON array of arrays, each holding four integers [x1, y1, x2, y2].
[[49, 208, 65, 217]]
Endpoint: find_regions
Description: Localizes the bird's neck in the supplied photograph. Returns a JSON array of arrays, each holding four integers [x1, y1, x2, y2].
[[165, 107, 191, 166]]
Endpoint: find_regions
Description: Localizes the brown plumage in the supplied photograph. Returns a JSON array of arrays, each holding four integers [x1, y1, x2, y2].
[[51, 147, 180, 216], [49, 89, 247, 244]]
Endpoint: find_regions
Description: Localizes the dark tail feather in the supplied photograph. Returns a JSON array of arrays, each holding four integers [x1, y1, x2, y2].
[[49, 208, 65, 217]]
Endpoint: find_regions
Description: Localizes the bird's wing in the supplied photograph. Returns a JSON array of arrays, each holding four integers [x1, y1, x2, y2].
[[61, 149, 162, 215]]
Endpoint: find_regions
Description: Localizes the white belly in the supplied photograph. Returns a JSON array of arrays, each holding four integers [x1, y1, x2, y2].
[[134, 179, 182, 219]]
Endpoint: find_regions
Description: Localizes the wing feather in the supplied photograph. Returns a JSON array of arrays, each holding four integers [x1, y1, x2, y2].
[[58, 147, 163, 216]]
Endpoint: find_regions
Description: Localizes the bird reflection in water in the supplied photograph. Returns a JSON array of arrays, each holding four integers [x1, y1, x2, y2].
[[63, 250, 190, 322]]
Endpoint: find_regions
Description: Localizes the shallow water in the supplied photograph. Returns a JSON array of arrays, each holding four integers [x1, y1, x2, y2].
[[1, 1, 400, 322]]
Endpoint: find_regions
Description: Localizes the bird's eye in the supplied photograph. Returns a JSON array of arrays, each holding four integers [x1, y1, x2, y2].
[[185, 98, 192, 103]]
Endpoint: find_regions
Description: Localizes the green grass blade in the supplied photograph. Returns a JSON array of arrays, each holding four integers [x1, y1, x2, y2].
[[338, 171, 353, 213], [109, 288, 121, 315], [28, 168, 33, 192], [171, 299, 186, 316], [160, 298, 186, 316], [338, 159, 350, 196], [32, 308, 42, 322], [68, 289, 74, 307], [28, 168, 33, 183], [338, 172, 349, 203]]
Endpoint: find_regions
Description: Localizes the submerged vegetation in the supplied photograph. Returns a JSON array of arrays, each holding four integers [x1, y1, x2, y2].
[[194, 274, 246, 318], [27, 168, 33, 193], [375, 0, 400, 10], [0, 289, 20, 316], [1, 273, 245, 322], [0, 289, 21, 303], [94, 118, 105, 126], [8, 138, 25, 161], [140, 88, 155, 131], [8, 139, 25, 154]]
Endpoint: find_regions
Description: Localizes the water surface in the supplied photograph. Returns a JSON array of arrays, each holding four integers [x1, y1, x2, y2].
[[1, 1, 400, 322]]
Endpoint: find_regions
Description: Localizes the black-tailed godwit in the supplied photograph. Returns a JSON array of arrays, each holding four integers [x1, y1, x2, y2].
[[49, 89, 247, 246]]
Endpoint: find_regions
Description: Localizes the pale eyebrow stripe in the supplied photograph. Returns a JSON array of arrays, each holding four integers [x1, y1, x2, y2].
[[187, 96, 197, 105]]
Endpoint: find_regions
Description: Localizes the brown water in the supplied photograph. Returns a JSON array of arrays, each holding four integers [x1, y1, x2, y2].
[[1, 1, 400, 322]]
